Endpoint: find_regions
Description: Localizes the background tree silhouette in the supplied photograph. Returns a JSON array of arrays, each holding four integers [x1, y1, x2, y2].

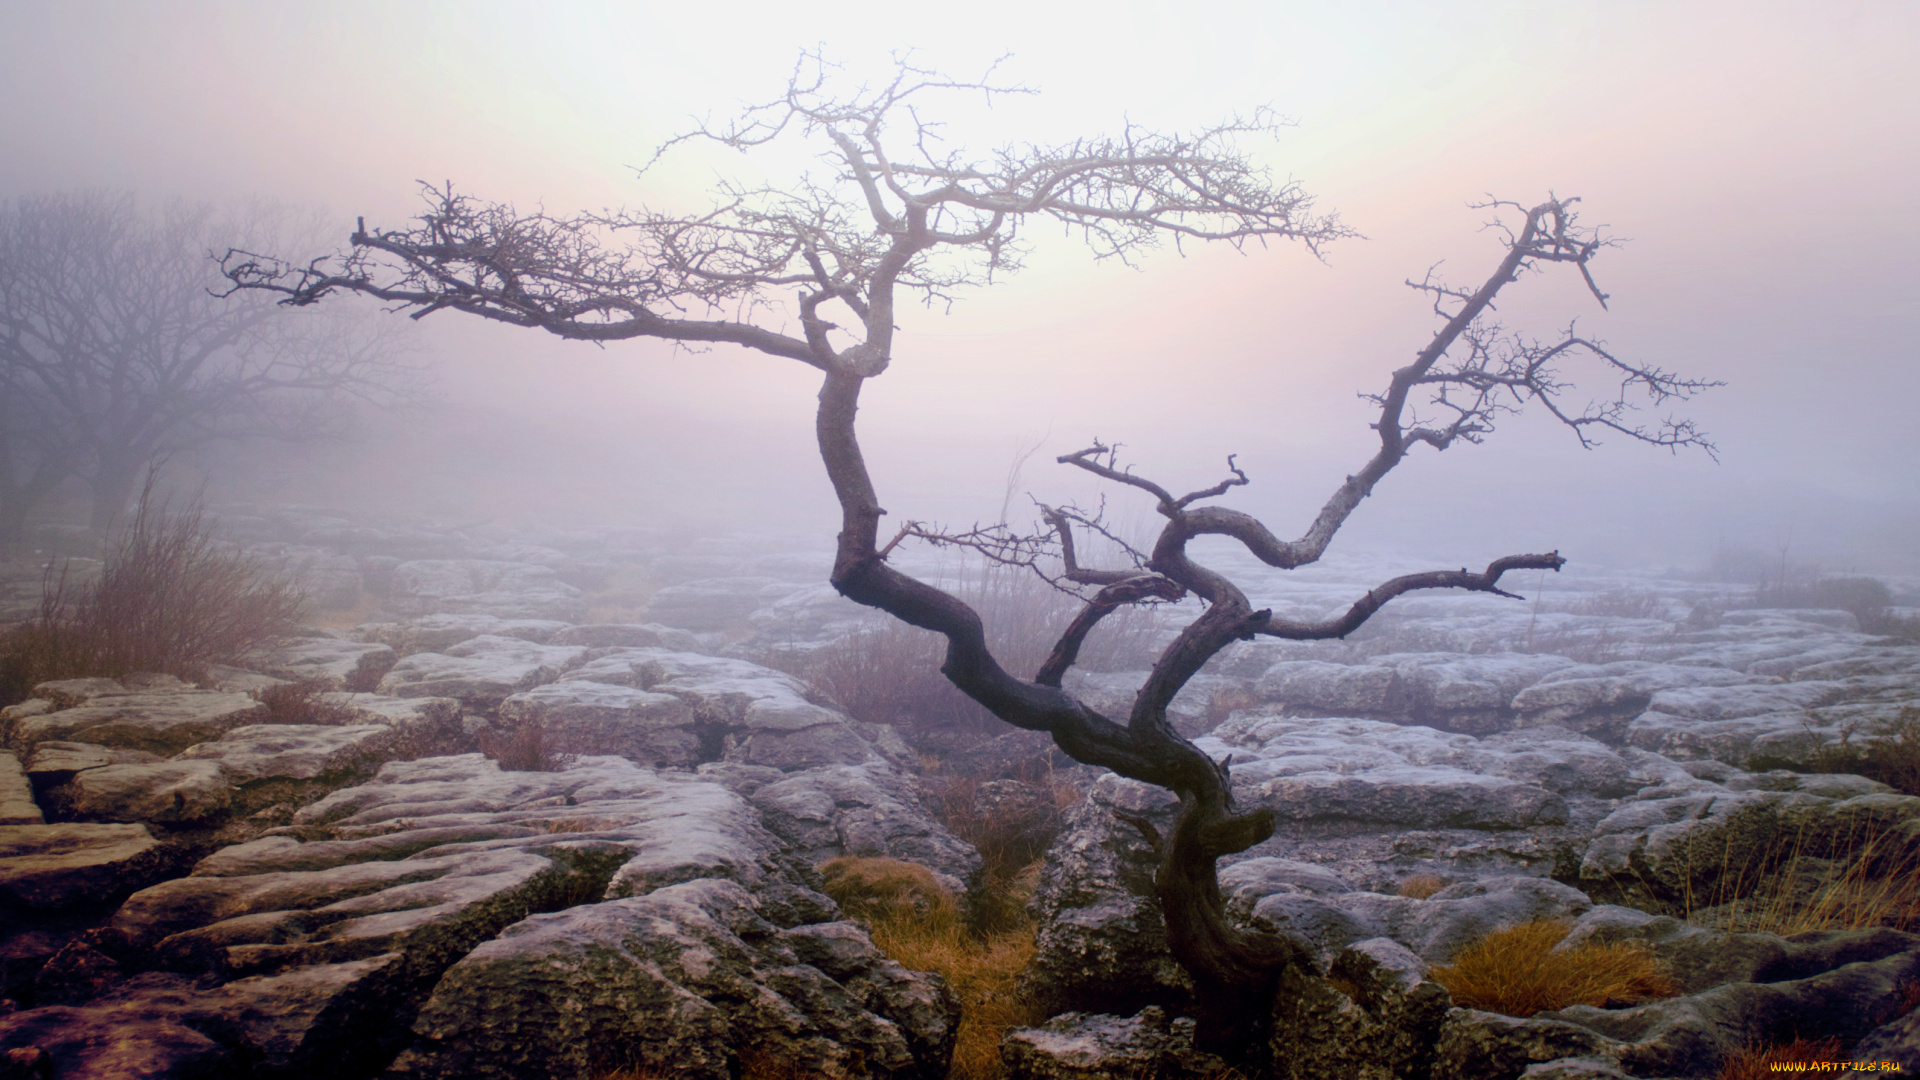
[[0, 191, 423, 541], [223, 55, 1718, 1052]]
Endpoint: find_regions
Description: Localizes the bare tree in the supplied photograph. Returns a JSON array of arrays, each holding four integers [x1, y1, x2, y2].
[[0, 191, 423, 541], [224, 56, 1717, 1052]]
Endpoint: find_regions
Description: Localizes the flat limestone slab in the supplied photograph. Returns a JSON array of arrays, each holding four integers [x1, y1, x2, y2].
[[0, 750, 42, 825], [65, 760, 232, 824], [7, 690, 268, 756], [0, 822, 166, 909]]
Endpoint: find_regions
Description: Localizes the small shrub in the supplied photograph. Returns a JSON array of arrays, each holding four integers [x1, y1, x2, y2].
[[1398, 875, 1448, 899], [0, 489, 304, 704], [252, 679, 360, 725], [1429, 920, 1679, 1017], [477, 724, 575, 772], [1715, 1037, 1845, 1080]]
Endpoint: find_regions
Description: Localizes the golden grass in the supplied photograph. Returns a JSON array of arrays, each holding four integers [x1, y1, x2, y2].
[[1398, 874, 1448, 899], [1681, 816, 1920, 936], [818, 855, 1041, 1080], [1715, 1037, 1846, 1080], [1429, 919, 1680, 1018]]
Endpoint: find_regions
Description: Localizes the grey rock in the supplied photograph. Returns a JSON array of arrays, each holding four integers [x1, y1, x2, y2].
[[0, 753, 39, 826], [384, 878, 957, 1080], [5, 689, 268, 757], [751, 764, 983, 891], [377, 635, 589, 710], [1577, 788, 1920, 910], [62, 760, 232, 824], [0, 823, 167, 910], [1202, 714, 1574, 829], [1002, 1006, 1228, 1080], [496, 681, 704, 768], [355, 614, 573, 653], [564, 648, 879, 770], [248, 636, 397, 691], [1249, 877, 1594, 967], [1267, 937, 1453, 1080]]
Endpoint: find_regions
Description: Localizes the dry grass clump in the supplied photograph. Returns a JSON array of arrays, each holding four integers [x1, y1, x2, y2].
[[0, 490, 304, 705], [1682, 817, 1920, 936], [1715, 1037, 1846, 1080], [1398, 875, 1449, 899], [1429, 920, 1680, 1017], [477, 723, 576, 773], [252, 678, 361, 725], [1808, 710, 1920, 797], [818, 855, 1041, 1080]]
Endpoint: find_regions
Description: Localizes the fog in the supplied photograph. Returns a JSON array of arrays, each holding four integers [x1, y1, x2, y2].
[[5, 0, 1917, 576]]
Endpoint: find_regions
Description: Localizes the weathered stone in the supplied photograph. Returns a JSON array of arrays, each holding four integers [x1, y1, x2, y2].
[[249, 636, 398, 691], [0, 754, 39, 827], [5, 690, 268, 757], [751, 764, 983, 891], [1002, 1006, 1228, 1080], [564, 648, 881, 770], [0, 823, 167, 910], [1267, 938, 1453, 1080], [383, 878, 957, 1080], [376, 635, 589, 710], [176, 724, 421, 784], [496, 682, 704, 767], [61, 760, 232, 825]]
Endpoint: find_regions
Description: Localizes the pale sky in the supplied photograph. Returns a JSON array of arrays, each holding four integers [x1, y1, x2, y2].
[[4, 1, 1916, 573]]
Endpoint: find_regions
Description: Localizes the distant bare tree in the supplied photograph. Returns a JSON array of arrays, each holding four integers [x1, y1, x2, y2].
[[0, 191, 423, 541], [224, 55, 1717, 1053]]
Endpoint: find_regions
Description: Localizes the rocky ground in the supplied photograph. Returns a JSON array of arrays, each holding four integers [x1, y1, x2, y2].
[[0, 507, 1917, 1079]]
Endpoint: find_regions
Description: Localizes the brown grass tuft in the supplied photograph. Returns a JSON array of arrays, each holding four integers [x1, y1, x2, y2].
[[1429, 919, 1680, 1017], [252, 678, 361, 725], [1681, 815, 1920, 936], [1398, 875, 1448, 899], [818, 855, 1041, 1080], [477, 723, 576, 773], [1715, 1037, 1846, 1080], [0, 487, 304, 705]]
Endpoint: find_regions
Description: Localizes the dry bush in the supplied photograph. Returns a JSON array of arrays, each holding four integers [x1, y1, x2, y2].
[[1398, 875, 1448, 899], [1429, 919, 1679, 1017], [818, 855, 1041, 1080], [1808, 711, 1920, 797], [1715, 1037, 1846, 1080], [477, 724, 576, 773], [0, 490, 304, 705], [1681, 817, 1920, 936], [252, 678, 361, 725]]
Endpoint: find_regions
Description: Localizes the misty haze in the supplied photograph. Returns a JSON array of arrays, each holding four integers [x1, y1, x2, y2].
[[1, 5, 1917, 1080]]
